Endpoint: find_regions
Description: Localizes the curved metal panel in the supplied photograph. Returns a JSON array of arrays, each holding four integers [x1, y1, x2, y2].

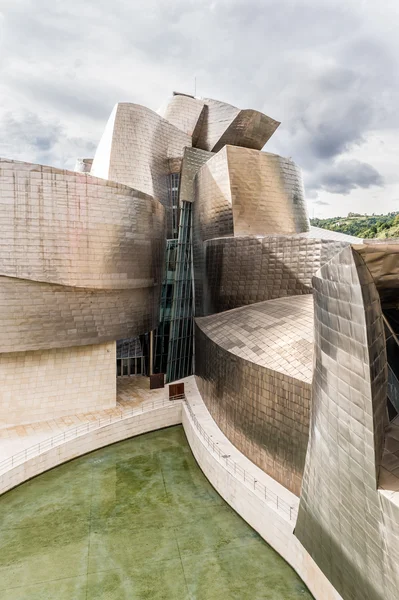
[[160, 94, 205, 140], [179, 147, 213, 204], [212, 108, 281, 153], [195, 295, 313, 495], [194, 146, 309, 242], [0, 276, 160, 353], [195, 235, 349, 316], [91, 103, 191, 199], [91, 103, 190, 237], [228, 146, 309, 235], [195, 97, 280, 152], [0, 159, 165, 290], [354, 240, 399, 304], [295, 246, 399, 600]]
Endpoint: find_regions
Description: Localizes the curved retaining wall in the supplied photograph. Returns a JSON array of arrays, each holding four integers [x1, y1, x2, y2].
[[195, 296, 313, 496], [0, 383, 342, 600], [0, 402, 182, 496], [181, 395, 342, 600]]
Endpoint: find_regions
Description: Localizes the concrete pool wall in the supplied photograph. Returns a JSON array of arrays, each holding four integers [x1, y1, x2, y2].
[[0, 378, 342, 600]]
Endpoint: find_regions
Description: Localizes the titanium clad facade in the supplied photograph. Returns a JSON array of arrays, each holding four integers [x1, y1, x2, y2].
[[199, 236, 350, 315], [0, 159, 165, 352], [295, 246, 399, 600], [91, 103, 191, 237], [159, 94, 205, 141], [195, 295, 313, 495], [0, 159, 165, 290], [193, 146, 309, 244], [227, 147, 309, 235], [191, 146, 330, 315], [3, 87, 399, 599], [179, 147, 213, 204], [0, 275, 160, 353], [354, 240, 399, 304], [195, 97, 280, 152]]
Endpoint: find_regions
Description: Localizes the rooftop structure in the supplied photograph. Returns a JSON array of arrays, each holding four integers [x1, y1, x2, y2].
[[0, 90, 398, 600]]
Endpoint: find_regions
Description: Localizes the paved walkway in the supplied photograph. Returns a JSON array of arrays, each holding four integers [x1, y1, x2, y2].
[[182, 376, 299, 522], [0, 377, 170, 461]]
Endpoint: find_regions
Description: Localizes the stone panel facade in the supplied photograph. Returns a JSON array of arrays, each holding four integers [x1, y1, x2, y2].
[[0, 342, 116, 425]]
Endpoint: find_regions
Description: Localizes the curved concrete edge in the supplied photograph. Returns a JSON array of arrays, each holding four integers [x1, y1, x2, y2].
[[0, 383, 342, 600], [182, 397, 342, 600], [0, 402, 182, 496]]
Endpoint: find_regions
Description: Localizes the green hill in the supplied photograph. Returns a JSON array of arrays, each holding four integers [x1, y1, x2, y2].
[[310, 211, 399, 239]]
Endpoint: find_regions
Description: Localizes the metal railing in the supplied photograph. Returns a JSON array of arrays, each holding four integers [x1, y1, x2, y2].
[[0, 396, 181, 476], [184, 400, 298, 522]]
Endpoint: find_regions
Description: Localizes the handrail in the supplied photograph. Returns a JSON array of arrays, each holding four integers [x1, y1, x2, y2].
[[184, 399, 298, 522], [0, 396, 181, 476], [1, 392, 298, 522], [383, 314, 399, 348]]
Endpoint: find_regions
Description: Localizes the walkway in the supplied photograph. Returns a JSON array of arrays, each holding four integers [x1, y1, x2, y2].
[[0, 377, 170, 461]]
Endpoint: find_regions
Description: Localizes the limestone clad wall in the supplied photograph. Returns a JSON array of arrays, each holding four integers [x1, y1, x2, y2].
[[0, 342, 116, 426]]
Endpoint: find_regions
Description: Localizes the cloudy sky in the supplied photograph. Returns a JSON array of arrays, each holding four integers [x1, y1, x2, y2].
[[0, 0, 398, 218]]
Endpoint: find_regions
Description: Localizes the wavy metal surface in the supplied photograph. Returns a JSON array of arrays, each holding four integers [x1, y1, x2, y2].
[[191, 146, 336, 315], [91, 103, 190, 196], [195, 295, 313, 495], [0, 159, 165, 289], [0, 159, 166, 352], [195, 97, 280, 152], [354, 240, 399, 305], [179, 147, 213, 205], [194, 146, 309, 241], [91, 103, 191, 236], [159, 94, 205, 141], [197, 236, 350, 315], [0, 277, 159, 353], [295, 246, 399, 600]]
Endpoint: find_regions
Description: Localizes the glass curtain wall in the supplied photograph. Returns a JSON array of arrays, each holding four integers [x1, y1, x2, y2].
[[166, 201, 194, 382], [152, 175, 195, 382], [153, 239, 178, 375], [116, 337, 146, 377]]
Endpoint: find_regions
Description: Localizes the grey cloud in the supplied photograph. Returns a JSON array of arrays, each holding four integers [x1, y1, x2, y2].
[[0, 0, 398, 202], [313, 200, 331, 206], [306, 159, 384, 196], [306, 189, 319, 200], [0, 112, 96, 169]]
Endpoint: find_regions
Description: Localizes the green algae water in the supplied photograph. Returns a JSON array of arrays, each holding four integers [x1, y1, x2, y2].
[[0, 426, 313, 599]]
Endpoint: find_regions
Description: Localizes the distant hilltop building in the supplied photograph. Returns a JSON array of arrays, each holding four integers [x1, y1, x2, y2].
[[0, 91, 399, 600]]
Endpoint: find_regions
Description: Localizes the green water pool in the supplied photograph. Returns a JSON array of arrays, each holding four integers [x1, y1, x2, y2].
[[0, 425, 313, 599]]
